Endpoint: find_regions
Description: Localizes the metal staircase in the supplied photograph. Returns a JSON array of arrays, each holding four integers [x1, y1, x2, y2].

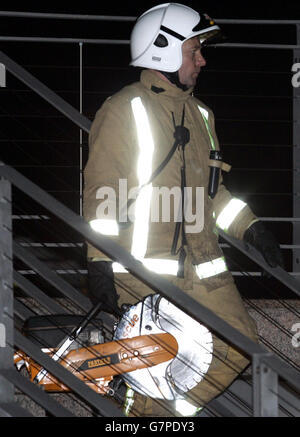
[[1, 155, 300, 417], [0, 13, 300, 417]]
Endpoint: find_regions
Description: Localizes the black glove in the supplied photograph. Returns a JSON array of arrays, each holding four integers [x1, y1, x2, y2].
[[87, 260, 120, 315], [243, 221, 284, 269]]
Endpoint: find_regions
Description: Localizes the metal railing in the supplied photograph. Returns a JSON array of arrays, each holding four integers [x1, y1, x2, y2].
[[0, 12, 300, 48], [0, 13, 300, 417], [1, 159, 300, 416]]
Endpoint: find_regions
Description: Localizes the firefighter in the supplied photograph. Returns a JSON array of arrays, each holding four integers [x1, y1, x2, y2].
[[83, 3, 284, 416]]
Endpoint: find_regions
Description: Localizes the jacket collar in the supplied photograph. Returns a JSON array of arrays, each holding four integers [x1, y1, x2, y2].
[[140, 69, 193, 101]]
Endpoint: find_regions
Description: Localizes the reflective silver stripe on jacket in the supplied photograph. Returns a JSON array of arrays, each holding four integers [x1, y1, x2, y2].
[[112, 258, 178, 275], [195, 256, 227, 280], [197, 105, 216, 150], [216, 198, 247, 232], [113, 256, 228, 280], [130, 96, 155, 261]]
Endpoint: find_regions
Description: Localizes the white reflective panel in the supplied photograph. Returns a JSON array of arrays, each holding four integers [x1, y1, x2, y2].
[[131, 97, 155, 184], [195, 256, 228, 280], [131, 184, 153, 260], [175, 399, 200, 416], [143, 258, 178, 275], [131, 97, 155, 261], [113, 259, 178, 275], [216, 198, 247, 231], [89, 219, 119, 236]]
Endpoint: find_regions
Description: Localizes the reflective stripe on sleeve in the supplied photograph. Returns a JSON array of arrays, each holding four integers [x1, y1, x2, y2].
[[216, 198, 247, 232], [195, 256, 228, 280]]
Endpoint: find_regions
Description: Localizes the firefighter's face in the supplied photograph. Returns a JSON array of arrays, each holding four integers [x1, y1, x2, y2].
[[178, 37, 206, 88]]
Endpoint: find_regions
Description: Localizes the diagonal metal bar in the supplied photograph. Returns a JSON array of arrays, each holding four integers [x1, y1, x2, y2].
[[13, 241, 91, 312], [1, 163, 300, 394], [14, 298, 35, 321], [14, 270, 68, 315], [14, 330, 124, 417], [0, 50, 91, 133], [13, 241, 115, 331], [0, 368, 75, 417], [0, 401, 33, 417], [204, 398, 237, 417]]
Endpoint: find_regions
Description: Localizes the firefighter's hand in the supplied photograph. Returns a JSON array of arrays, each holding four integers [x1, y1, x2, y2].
[[87, 260, 120, 315], [243, 221, 285, 269]]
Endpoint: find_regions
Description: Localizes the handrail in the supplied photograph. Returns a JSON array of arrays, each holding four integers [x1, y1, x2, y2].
[[0, 11, 137, 21], [1, 36, 300, 49], [0, 11, 300, 25], [1, 161, 300, 395], [0, 51, 91, 133], [0, 36, 130, 45], [1, 11, 299, 49]]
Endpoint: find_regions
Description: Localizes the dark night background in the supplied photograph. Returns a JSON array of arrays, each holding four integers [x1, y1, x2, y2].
[[1, 1, 300, 19], [1, 1, 300, 299]]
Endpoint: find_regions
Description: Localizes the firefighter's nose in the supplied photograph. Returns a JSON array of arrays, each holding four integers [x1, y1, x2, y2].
[[197, 52, 206, 67]]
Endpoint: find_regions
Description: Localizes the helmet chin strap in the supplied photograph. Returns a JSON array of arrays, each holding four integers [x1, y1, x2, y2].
[[160, 70, 189, 91]]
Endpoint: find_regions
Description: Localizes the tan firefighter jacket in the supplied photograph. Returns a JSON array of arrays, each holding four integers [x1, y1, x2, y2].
[[83, 69, 257, 288]]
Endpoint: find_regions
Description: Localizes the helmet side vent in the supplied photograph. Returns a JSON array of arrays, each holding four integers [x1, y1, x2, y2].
[[154, 34, 169, 48]]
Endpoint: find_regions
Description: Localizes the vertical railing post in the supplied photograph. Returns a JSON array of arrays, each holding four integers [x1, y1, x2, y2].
[[79, 41, 84, 217], [0, 170, 14, 410], [293, 24, 300, 272], [0, 62, 6, 87], [252, 353, 278, 417]]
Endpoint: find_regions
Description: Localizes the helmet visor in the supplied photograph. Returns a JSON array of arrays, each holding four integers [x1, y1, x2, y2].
[[193, 13, 227, 45]]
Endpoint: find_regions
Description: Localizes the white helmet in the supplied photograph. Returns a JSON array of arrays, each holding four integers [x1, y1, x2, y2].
[[130, 3, 222, 72]]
